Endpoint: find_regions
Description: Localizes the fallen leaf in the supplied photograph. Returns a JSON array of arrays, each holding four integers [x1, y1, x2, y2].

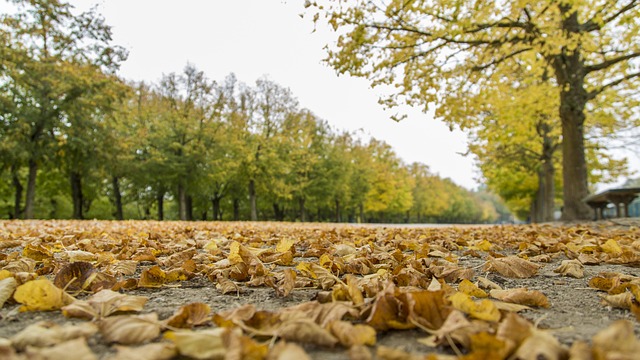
[[449, 292, 501, 322], [483, 256, 540, 278], [138, 266, 166, 288], [109, 343, 177, 360], [53, 261, 97, 292], [14, 278, 74, 311], [11, 321, 97, 351], [165, 302, 211, 329], [98, 313, 161, 345], [601, 239, 623, 256], [276, 319, 339, 347], [266, 341, 311, 360], [348, 345, 373, 360], [553, 259, 584, 278], [489, 288, 550, 308], [512, 328, 568, 360], [165, 328, 226, 360], [0, 277, 17, 308], [600, 292, 633, 309], [23, 337, 96, 360], [62, 289, 148, 320], [329, 320, 376, 347], [592, 320, 640, 358], [458, 279, 488, 298]]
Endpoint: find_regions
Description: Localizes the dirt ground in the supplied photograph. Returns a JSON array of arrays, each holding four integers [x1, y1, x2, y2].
[[1, 219, 639, 359]]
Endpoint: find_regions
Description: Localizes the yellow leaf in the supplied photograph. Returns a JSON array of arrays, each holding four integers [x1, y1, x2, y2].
[[458, 279, 488, 298], [14, 279, 74, 312], [601, 239, 623, 256], [449, 292, 501, 322], [165, 328, 227, 360], [512, 329, 568, 360], [276, 238, 296, 253], [553, 259, 584, 278], [23, 337, 96, 360], [11, 321, 97, 351], [329, 320, 376, 347], [138, 265, 166, 288], [111, 343, 177, 360], [267, 341, 311, 360], [592, 320, 640, 357]]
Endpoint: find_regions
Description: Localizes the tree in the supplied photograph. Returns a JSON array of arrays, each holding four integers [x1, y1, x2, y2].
[[0, 0, 126, 218], [309, 0, 640, 220]]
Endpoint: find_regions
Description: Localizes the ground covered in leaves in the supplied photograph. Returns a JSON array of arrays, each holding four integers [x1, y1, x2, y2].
[[1, 220, 640, 360]]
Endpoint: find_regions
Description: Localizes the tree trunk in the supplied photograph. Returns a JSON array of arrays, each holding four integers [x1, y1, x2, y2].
[[178, 184, 187, 221], [157, 191, 165, 220], [554, 9, 592, 221], [299, 198, 306, 222], [334, 198, 341, 223], [212, 197, 221, 220], [273, 203, 284, 221], [70, 171, 84, 219], [358, 203, 364, 223], [12, 165, 23, 219], [249, 179, 257, 221], [23, 159, 38, 219], [541, 158, 556, 222], [186, 195, 193, 221], [112, 176, 124, 220], [233, 198, 240, 221]]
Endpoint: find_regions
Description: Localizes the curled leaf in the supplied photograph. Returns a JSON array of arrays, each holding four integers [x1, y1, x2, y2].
[[98, 313, 161, 345], [165, 302, 212, 329], [483, 256, 540, 279], [553, 259, 584, 279], [489, 288, 550, 308]]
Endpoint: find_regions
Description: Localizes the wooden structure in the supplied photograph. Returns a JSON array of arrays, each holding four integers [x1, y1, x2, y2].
[[584, 187, 640, 220]]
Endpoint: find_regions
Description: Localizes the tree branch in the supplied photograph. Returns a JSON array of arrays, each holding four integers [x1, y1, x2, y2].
[[581, 0, 639, 32], [585, 51, 640, 73], [588, 70, 640, 99]]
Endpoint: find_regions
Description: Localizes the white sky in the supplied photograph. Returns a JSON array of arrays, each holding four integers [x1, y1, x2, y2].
[[73, 0, 481, 189]]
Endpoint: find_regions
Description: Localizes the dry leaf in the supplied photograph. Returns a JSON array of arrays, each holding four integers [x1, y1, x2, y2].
[[276, 319, 339, 347], [53, 262, 97, 292], [449, 292, 501, 322], [11, 321, 97, 351], [138, 266, 167, 288], [165, 328, 227, 360], [266, 341, 311, 360], [483, 256, 540, 278], [0, 277, 17, 308], [14, 278, 75, 312], [98, 313, 161, 345], [23, 337, 96, 360], [600, 292, 633, 309], [458, 279, 488, 298], [489, 288, 550, 308], [62, 289, 148, 320], [592, 320, 640, 358], [553, 259, 584, 278], [513, 328, 568, 360], [348, 345, 373, 360], [329, 320, 376, 347], [109, 343, 177, 360], [165, 302, 211, 329]]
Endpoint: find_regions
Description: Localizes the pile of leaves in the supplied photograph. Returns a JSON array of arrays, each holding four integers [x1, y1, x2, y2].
[[1, 220, 640, 359]]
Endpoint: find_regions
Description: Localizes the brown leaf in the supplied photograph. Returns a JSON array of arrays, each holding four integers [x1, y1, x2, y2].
[[165, 302, 211, 329], [53, 262, 97, 292], [24, 337, 96, 360], [600, 292, 633, 309], [489, 288, 550, 308], [483, 256, 540, 278], [138, 266, 166, 288], [62, 289, 148, 320], [512, 328, 568, 360], [11, 321, 97, 351], [98, 313, 161, 345], [266, 341, 311, 360], [592, 320, 640, 358], [276, 319, 339, 347], [348, 345, 373, 360], [553, 259, 584, 278], [449, 292, 501, 322]]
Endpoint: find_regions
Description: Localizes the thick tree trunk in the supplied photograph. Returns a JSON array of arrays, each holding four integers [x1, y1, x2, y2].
[[178, 184, 187, 221], [273, 203, 285, 221], [157, 191, 165, 221], [112, 176, 124, 220], [233, 198, 240, 221], [249, 179, 257, 221], [23, 159, 38, 219], [211, 197, 221, 220], [70, 171, 84, 219], [554, 9, 592, 221], [12, 166, 23, 219]]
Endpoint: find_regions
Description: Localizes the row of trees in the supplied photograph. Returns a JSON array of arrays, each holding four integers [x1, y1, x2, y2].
[[0, 0, 503, 223]]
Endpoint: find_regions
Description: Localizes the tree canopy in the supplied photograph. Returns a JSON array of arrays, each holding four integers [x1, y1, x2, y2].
[[308, 0, 640, 220]]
